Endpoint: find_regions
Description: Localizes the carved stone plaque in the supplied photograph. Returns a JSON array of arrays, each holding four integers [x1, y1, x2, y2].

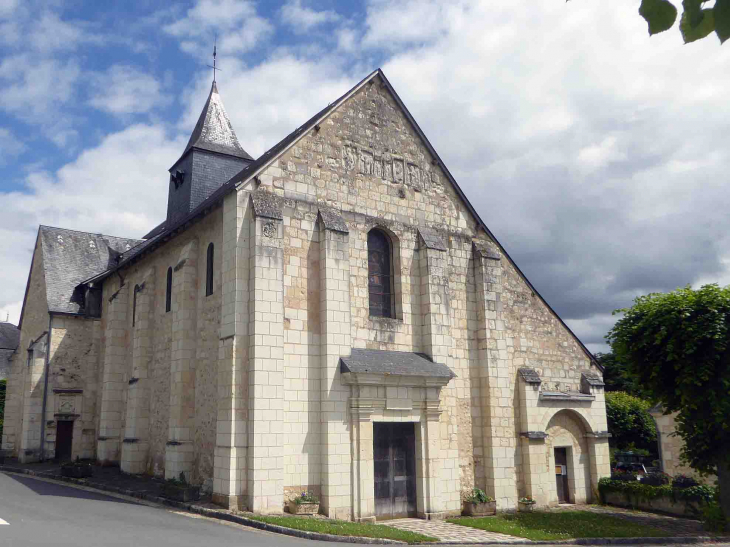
[[262, 221, 276, 238], [59, 397, 75, 414]]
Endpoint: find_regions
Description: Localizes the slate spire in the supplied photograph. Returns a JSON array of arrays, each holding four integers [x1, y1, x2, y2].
[[183, 81, 252, 161], [166, 82, 253, 223]]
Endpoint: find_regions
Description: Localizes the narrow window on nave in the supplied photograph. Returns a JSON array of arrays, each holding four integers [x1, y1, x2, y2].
[[206, 243, 214, 297], [166, 267, 172, 313], [368, 228, 395, 318]]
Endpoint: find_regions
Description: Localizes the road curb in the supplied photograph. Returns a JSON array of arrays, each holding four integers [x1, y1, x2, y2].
[[0, 465, 720, 545]]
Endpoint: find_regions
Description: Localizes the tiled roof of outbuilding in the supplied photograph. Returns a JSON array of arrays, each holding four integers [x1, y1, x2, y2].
[[39, 226, 143, 314]]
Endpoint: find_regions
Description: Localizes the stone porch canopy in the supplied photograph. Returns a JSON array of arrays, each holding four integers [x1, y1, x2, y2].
[[340, 349, 456, 385]]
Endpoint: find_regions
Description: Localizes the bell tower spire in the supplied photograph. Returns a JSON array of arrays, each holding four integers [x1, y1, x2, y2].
[[165, 47, 252, 224]]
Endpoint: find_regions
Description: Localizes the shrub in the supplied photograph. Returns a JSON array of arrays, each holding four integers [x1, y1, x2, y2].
[[611, 471, 638, 482], [640, 473, 670, 486], [672, 474, 699, 489], [702, 501, 728, 532], [465, 488, 494, 504], [599, 477, 715, 509], [678, 485, 715, 504]]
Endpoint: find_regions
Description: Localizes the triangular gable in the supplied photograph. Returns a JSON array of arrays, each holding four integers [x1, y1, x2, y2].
[[17, 230, 45, 330], [228, 68, 599, 368]]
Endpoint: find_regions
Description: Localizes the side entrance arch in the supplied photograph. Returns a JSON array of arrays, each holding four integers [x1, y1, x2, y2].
[[517, 368, 612, 507]]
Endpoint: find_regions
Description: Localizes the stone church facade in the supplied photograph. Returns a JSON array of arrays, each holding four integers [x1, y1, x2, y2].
[[2, 69, 610, 519]]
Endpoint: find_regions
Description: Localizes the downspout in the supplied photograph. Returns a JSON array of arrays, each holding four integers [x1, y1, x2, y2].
[[39, 313, 53, 462]]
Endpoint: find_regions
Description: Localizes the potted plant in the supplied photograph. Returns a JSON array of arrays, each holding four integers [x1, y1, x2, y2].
[[61, 457, 93, 478], [463, 488, 496, 516], [161, 472, 200, 502], [518, 496, 536, 512], [288, 491, 320, 515]]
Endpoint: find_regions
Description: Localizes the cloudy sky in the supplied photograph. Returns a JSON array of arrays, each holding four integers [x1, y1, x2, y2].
[[1, 0, 729, 353]]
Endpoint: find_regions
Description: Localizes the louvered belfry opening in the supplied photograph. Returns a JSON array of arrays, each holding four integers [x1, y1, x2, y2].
[[368, 228, 394, 318]]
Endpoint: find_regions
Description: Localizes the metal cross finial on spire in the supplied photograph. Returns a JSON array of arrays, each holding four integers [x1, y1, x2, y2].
[[206, 35, 221, 83]]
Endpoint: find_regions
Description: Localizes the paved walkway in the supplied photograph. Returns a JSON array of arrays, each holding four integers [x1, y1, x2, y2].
[[383, 518, 525, 543]]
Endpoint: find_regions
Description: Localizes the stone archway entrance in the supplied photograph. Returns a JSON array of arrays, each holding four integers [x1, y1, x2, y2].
[[374, 422, 417, 519]]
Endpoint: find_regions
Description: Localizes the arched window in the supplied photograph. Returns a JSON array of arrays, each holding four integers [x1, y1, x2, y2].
[[165, 267, 172, 313], [368, 228, 394, 318], [206, 243, 214, 296]]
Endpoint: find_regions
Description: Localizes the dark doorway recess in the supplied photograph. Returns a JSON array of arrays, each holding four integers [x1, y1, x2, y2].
[[373, 422, 416, 519], [555, 447, 571, 503], [55, 421, 74, 462]]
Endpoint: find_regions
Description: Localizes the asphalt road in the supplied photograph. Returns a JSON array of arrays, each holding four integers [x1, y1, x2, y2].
[[1, 473, 728, 547], [0, 472, 336, 547]]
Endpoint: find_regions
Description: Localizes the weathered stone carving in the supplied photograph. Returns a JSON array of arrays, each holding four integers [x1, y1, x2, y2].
[[262, 221, 277, 238], [407, 163, 421, 191], [393, 158, 404, 183], [343, 145, 357, 171], [359, 150, 374, 175], [383, 159, 393, 181], [373, 157, 383, 179]]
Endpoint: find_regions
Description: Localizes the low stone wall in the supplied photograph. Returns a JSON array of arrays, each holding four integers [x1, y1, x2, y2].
[[603, 491, 704, 518]]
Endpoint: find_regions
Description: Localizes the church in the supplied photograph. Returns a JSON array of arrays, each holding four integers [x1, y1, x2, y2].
[[1, 68, 610, 520]]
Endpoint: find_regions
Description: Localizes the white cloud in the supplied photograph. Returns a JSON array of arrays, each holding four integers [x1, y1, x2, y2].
[[280, 0, 340, 33], [363, 0, 468, 49], [89, 65, 170, 115], [27, 12, 93, 53], [164, 0, 273, 56], [0, 128, 26, 165], [5, 0, 730, 350], [0, 0, 18, 18], [0, 125, 185, 322], [0, 55, 81, 118]]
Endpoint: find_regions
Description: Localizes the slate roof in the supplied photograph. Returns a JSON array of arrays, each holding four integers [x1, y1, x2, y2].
[[0, 322, 20, 379], [39, 226, 143, 314], [177, 81, 253, 164], [340, 348, 455, 379], [0, 322, 19, 350], [142, 220, 167, 240]]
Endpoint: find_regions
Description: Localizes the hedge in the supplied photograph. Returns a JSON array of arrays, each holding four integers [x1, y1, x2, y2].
[[598, 477, 715, 506]]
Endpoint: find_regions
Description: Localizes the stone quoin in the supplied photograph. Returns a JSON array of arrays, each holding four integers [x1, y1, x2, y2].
[[2, 69, 610, 520]]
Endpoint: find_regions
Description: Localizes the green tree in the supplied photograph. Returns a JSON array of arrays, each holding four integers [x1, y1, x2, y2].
[[607, 284, 730, 519], [570, 0, 730, 44], [596, 352, 642, 395], [605, 391, 657, 453]]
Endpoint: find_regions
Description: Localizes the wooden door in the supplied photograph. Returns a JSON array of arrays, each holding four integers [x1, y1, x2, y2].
[[554, 447, 570, 503], [374, 423, 416, 519], [55, 421, 74, 462]]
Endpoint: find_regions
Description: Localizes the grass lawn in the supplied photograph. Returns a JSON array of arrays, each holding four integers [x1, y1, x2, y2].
[[447, 510, 672, 541], [242, 514, 437, 544]]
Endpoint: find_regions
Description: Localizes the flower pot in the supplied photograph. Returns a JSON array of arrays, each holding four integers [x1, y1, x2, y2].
[[518, 501, 536, 512], [61, 464, 93, 478], [463, 500, 496, 516], [288, 501, 320, 515], [161, 483, 200, 502]]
